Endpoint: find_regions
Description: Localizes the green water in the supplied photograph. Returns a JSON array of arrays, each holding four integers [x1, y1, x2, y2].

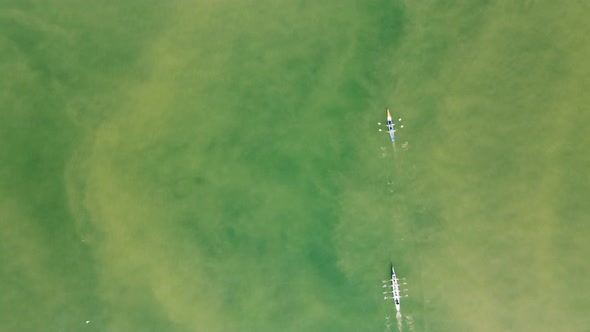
[[1, 1, 589, 331]]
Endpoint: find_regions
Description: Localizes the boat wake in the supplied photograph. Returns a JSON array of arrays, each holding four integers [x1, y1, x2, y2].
[[384, 315, 392, 332], [384, 312, 405, 332], [386, 313, 415, 332], [396, 311, 403, 332], [381, 146, 395, 193]]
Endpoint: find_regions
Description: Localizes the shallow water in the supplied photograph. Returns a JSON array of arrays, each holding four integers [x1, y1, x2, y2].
[[1, 1, 589, 331]]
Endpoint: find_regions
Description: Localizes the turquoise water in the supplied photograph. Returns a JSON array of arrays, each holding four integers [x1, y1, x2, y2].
[[1, 1, 589, 331]]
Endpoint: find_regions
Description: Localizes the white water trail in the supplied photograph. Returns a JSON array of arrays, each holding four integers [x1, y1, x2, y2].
[[396, 311, 403, 332]]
